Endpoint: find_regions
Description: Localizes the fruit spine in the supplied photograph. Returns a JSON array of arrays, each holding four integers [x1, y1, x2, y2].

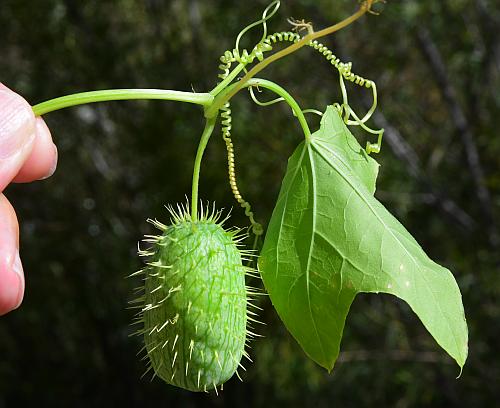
[[130, 203, 260, 393]]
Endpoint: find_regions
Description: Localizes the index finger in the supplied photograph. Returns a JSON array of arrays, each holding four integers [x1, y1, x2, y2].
[[0, 83, 37, 191]]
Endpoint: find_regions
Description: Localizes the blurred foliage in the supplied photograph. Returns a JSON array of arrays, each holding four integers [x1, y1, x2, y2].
[[0, 0, 499, 407]]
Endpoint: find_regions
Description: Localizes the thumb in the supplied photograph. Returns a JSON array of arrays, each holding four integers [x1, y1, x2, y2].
[[0, 194, 23, 315], [0, 83, 36, 191]]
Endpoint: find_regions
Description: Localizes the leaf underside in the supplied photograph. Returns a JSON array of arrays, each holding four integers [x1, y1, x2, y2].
[[259, 106, 468, 372]]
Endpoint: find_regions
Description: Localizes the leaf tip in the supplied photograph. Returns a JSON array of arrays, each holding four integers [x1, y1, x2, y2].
[[456, 346, 468, 373], [314, 354, 337, 373], [451, 338, 468, 377]]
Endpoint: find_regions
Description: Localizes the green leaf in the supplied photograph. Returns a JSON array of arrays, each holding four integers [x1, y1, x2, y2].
[[259, 106, 468, 371]]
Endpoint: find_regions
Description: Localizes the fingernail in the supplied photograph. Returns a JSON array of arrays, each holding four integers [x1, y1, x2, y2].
[[49, 144, 58, 177], [12, 250, 24, 309], [38, 144, 58, 180], [0, 89, 35, 160]]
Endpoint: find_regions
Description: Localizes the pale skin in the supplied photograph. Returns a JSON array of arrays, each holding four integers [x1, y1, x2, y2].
[[0, 83, 58, 316]]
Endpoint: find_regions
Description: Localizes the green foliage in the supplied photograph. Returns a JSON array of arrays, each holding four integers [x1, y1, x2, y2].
[[8, 0, 471, 393], [260, 106, 468, 370], [0, 0, 498, 406]]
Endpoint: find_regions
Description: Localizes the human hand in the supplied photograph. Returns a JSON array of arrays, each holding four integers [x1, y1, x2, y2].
[[0, 83, 58, 316]]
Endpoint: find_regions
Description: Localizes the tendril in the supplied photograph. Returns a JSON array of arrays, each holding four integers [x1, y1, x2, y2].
[[304, 36, 384, 153], [363, 0, 387, 15], [337, 73, 384, 153], [287, 17, 314, 35], [347, 104, 384, 154], [217, 1, 384, 232], [334, 98, 384, 154], [235, 0, 280, 57], [249, 86, 284, 107], [302, 109, 324, 117], [220, 100, 263, 236], [215, 4, 294, 236]]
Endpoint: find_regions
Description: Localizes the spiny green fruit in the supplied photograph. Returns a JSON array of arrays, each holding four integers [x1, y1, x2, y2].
[[131, 204, 257, 393]]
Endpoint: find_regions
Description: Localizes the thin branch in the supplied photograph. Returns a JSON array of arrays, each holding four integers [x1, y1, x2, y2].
[[337, 349, 451, 364], [475, 0, 500, 82], [371, 110, 476, 232], [416, 27, 498, 247]]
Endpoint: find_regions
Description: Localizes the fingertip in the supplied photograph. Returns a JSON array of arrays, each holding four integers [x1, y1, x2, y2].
[[0, 252, 24, 316], [0, 195, 24, 316], [12, 118, 57, 183]]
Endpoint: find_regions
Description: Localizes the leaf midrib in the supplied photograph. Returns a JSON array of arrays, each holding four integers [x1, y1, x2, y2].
[[274, 141, 329, 367], [312, 138, 463, 362], [305, 144, 327, 365]]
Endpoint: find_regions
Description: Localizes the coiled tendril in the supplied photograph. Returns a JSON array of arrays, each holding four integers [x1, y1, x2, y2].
[[217, 0, 384, 234], [217, 2, 282, 237]]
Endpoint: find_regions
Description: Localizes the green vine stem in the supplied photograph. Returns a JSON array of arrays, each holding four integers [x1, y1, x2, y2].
[[29, 76, 312, 222], [28, 78, 308, 220], [190, 77, 308, 221], [191, 116, 218, 221], [215, 77, 311, 140], [205, 0, 377, 116], [32, 89, 214, 116], [210, 64, 247, 97], [247, 78, 311, 139]]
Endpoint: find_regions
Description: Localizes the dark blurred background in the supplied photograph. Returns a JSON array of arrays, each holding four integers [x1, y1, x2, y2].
[[0, 0, 499, 406]]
